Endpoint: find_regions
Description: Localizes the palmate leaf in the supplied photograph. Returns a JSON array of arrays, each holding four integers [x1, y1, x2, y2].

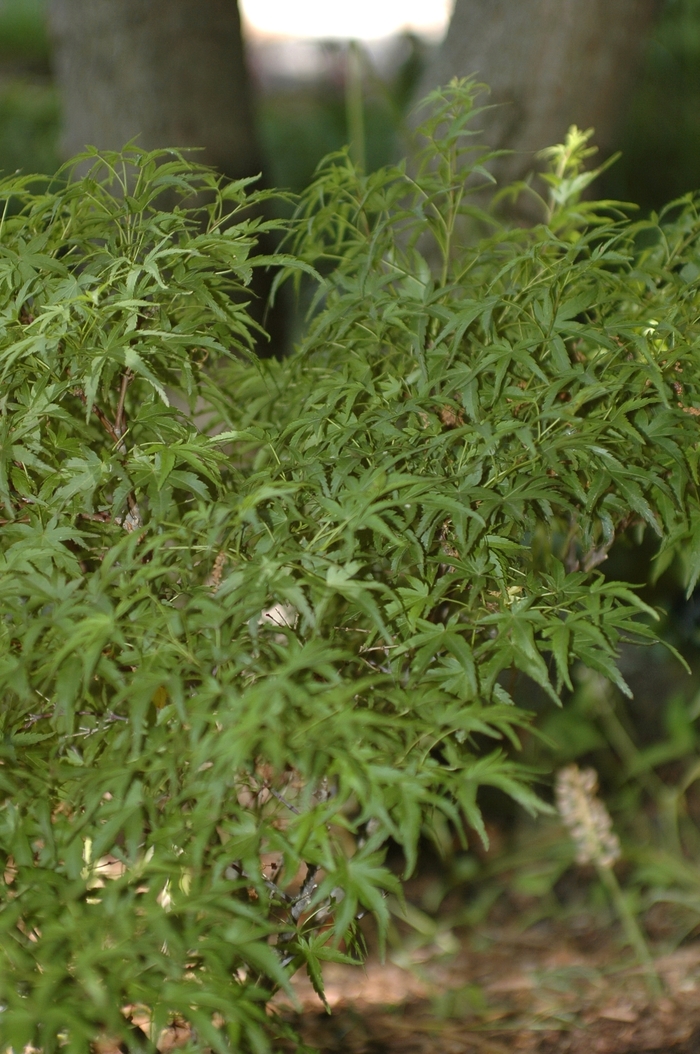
[[289, 932, 359, 1013]]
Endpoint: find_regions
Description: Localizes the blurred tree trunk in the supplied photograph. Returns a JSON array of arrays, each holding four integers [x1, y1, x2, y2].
[[418, 0, 664, 185], [48, 0, 261, 180], [48, 0, 289, 356]]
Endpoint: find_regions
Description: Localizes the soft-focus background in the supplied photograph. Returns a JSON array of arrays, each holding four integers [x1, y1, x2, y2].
[[5, 0, 700, 209], [0, 0, 444, 186]]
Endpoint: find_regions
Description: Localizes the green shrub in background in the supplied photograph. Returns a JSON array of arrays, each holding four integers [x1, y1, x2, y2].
[[3, 81, 700, 1051], [604, 0, 700, 211], [0, 0, 58, 181], [0, 0, 49, 65], [0, 83, 59, 179]]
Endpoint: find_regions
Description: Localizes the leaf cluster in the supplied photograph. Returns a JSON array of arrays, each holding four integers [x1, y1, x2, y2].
[[3, 84, 700, 1051]]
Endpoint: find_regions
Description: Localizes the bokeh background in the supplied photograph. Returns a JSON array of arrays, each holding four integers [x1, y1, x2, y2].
[[5, 0, 700, 210]]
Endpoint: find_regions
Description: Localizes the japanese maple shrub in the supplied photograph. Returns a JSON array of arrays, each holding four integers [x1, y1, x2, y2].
[[2, 82, 700, 1051]]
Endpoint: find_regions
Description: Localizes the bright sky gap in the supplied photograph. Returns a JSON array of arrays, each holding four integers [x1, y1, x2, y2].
[[240, 0, 453, 41]]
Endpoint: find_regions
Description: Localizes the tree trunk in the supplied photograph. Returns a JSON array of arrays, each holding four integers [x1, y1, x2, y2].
[[48, 0, 261, 181], [418, 0, 663, 185]]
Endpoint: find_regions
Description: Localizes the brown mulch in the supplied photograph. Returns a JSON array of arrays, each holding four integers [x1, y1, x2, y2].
[[279, 922, 700, 1054], [94, 908, 700, 1053], [294, 1009, 700, 1054]]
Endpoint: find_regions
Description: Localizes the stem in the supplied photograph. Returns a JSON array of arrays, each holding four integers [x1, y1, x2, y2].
[[74, 388, 122, 446], [596, 863, 662, 998], [73, 385, 140, 524], [115, 368, 134, 437], [268, 786, 300, 815], [595, 689, 665, 799]]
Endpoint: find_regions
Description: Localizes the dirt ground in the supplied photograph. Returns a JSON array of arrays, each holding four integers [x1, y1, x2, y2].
[[280, 918, 700, 1054], [111, 888, 700, 1054]]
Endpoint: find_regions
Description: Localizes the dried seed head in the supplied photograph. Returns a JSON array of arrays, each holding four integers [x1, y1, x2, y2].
[[555, 764, 621, 869], [207, 551, 227, 592]]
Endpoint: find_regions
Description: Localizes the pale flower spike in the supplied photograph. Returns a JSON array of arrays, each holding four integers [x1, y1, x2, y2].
[[555, 764, 621, 869], [555, 764, 661, 996]]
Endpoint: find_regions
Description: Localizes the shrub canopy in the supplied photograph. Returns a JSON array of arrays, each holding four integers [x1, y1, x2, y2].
[[2, 82, 700, 1051]]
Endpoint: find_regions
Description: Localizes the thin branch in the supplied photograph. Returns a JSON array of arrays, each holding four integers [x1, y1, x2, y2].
[[78, 511, 111, 522], [227, 861, 293, 904], [268, 786, 301, 815], [298, 863, 318, 900], [114, 369, 134, 437], [73, 386, 141, 528], [73, 387, 122, 446], [291, 864, 318, 921]]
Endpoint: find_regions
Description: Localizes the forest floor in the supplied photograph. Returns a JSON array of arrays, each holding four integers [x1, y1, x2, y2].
[[277, 904, 700, 1053]]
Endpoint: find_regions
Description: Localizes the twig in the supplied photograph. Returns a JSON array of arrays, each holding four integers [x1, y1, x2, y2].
[[78, 511, 112, 522], [291, 864, 318, 922], [73, 386, 142, 529], [227, 861, 293, 904], [23, 712, 51, 729], [115, 369, 134, 438], [73, 387, 122, 446], [268, 787, 301, 815], [299, 864, 318, 899]]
